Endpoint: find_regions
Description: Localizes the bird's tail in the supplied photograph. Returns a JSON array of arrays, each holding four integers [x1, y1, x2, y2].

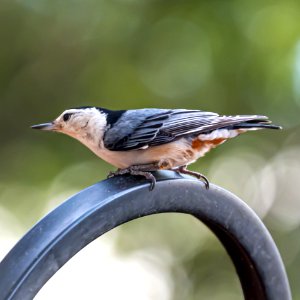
[[230, 118, 282, 130]]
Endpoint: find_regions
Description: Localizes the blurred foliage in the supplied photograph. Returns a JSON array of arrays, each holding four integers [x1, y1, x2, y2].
[[1, 0, 300, 299]]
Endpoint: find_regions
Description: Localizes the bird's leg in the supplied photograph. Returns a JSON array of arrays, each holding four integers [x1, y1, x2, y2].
[[107, 162, 167, 191], [175, 165, 210, 189]]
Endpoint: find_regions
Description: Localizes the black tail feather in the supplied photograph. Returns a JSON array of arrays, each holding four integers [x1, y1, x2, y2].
[[231, 121, 282, 130]]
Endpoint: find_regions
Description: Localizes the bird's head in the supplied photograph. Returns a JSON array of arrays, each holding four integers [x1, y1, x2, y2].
[[31, 107, 107, 142]]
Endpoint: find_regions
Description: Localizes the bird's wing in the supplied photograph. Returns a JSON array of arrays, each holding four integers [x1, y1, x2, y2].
[[104, 109, 269, 151]]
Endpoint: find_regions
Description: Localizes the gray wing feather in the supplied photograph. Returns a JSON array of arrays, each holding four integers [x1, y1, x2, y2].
[[104, 109, 268, 151], [103, 109, 170, 150]]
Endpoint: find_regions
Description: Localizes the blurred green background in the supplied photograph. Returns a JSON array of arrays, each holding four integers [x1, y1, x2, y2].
[[1, 0, 300, 299]]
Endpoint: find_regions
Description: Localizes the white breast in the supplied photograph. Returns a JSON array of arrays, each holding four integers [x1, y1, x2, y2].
[[77, 129, 244, 169]]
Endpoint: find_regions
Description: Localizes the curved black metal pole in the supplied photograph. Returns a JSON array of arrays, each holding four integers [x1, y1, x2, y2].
[[0, 171, 291, 300]]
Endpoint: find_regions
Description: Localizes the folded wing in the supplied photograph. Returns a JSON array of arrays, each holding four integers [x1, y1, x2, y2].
[[104, 109, 277, 151]]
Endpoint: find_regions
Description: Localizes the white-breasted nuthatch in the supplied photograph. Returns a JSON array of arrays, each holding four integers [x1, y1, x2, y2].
[[32, 107, 281, 189]]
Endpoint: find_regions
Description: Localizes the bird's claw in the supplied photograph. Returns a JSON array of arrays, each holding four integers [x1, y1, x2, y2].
[[201, 176, 210, 190], [107, 172, 114, 179], [175, 166, 210, 189], [107, 167, 156, 191], [107, 169, 122, 179]]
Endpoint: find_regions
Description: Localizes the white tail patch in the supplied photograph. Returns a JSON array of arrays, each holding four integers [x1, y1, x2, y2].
[[198, 129, 243, 141]]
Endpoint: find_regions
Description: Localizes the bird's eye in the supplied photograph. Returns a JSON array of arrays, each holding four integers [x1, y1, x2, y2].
[[63, 113, 72, 122]]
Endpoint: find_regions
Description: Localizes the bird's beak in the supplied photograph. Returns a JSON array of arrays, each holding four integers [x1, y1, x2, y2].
[[31, 122, 56, 131]]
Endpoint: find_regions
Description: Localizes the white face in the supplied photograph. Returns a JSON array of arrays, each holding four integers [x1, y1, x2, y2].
[[31, 107, 108, 145], [54, 109, 89, 135], [53, 107, 107, 140]]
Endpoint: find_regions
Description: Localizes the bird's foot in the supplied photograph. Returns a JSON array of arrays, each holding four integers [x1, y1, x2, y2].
[[107, 168, 128, 178], [107, 164, 160, 191], [175, 165, 210, 189]]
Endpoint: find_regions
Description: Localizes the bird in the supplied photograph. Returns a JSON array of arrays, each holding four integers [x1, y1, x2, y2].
[[31, 106, 281, 190]]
